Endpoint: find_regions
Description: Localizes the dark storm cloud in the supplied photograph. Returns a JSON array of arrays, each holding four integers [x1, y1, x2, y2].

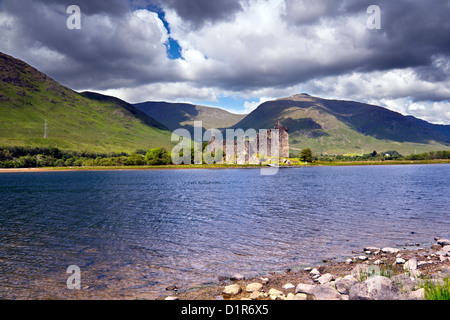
[[0, 0, 449, 109], [354, 0, 450, 71], [2, 0, 131, 16], [153, 0, 243, 28], [0, 0, 182, 90]]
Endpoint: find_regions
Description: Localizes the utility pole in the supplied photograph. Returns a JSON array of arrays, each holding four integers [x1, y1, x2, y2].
[[44, 119, 48, 139]]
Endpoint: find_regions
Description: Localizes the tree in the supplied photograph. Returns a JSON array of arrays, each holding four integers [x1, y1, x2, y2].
[[299, 148, 313, 162], [145, 148, 171, 165]]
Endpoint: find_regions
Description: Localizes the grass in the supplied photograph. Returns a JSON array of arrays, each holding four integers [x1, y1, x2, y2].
[[314, 159, 450, 166], [421, 277, 450, 300], [0, 52, 175, 153], [422, 277, 450, 300]]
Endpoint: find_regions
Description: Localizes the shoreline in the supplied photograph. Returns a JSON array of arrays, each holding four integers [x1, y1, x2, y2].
[[161, 238, 450, 300], [0, 159, 449, 173]]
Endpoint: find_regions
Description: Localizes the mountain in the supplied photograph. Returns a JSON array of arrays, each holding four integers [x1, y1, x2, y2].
[[134, 101, 246, 137], [231, 93, 450, 155], [406, 115, 450, 141], [0, 52, 173, 153]]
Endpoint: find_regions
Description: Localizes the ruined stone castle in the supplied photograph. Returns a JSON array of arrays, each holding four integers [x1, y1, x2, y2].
[[207, 120, 289, 163]]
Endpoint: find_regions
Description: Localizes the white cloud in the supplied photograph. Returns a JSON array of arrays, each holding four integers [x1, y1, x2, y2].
[[243, 97, 274, 114]]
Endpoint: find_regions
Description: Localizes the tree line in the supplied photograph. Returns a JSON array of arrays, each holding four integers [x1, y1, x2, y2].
[[317, 150, 450, 162], [0, 146, 172, 168], [1, 146, 449, 168]]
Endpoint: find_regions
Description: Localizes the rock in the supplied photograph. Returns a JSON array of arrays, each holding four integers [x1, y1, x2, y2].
[[364, 246, 380, 253], [395, 258, 406, 264], [310, 268, 320, 276], [218, 275, 228, 281], [442, 245, 450, 252], [165, 296, 179, 300], [349, 276, 401, 300], [431, 244, 442, 251], [285, 293, 307, 300], [260, 277, 269, 284], [335, 275, 358, 295], [351, 264, 369, 279], [311, 284, 341, 300], [392, 274, 417, 292], [374, 259, 383, 265], [268, 288, 284, 300], [166, 284, 178, 291], [437, 239, 450, 246], [358, 255, 368, 261], [240, 298, 252, 300], [403, 258, 417, 271], [223, 284, 241, 296], [295, 283, 315, 295], [407, 288, 425, 300], [303, 267, 312, 272], [230, 274, 245, 281], [382, 247, 400, 254], [249, 291, 264, 300], [409, 269, 422, 279], [441, 266, 450, 275], [245, 283, 263, 293], [317, 273, 334, 284], [282, 283, 295, 290], [345, 258, 353, 264]]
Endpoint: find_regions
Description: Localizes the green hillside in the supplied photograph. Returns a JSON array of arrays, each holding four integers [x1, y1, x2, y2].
[[0, 52, 174, 153], [231, 94, 450, 156]]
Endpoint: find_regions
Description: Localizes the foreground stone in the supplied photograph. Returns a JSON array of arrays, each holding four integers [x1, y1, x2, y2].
[[437, 239, 450, 246], [223, 284, 241, 296], [268, 288, 284, 300], [245, 283, 263, 293], [295, 283, 315, 295], [312, 284, 342, 300], [285, 293, 308, 300], [335, 275, 358, 295], [349, 276, 400, 300], [403, 258, 418, 271], [382, 247, 400, 254]]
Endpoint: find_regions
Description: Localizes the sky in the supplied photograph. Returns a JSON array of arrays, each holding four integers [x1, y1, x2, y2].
[[0, 0, 449, 124]]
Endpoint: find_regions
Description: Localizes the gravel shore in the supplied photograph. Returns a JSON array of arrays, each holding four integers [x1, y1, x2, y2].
[[162, 238, 450, 300]]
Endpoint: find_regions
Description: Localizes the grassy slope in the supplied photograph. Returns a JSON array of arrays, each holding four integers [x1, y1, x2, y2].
[[231, 94, 450, 156], [0, 52, 174, 153]]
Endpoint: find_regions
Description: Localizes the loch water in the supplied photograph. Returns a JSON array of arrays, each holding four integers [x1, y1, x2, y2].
[[0, 164, 449, 299]]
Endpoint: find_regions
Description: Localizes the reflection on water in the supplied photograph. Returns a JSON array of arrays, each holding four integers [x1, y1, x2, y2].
[[0, 165, 449, 299]]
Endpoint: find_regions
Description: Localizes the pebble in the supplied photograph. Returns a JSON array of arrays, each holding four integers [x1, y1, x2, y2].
[[223, 284, 241, 296], [403, 258, 417, 271], [249, 291, 264, 300], [317, 273, 334, 284], [245, 283, 263, 293], [260, 277, 269, 284], [310, 268, 320, 276], [268, 288, 284, 300], [358, 255, 368, 261], [282, 283, 295, 290], [395, 258, 406, 264], [382, 247, 400, 254], [285, 293, 307, 300], [437, 239, 450, 246], [364, 246, 380, 253], [230, 274, 245, 281]]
